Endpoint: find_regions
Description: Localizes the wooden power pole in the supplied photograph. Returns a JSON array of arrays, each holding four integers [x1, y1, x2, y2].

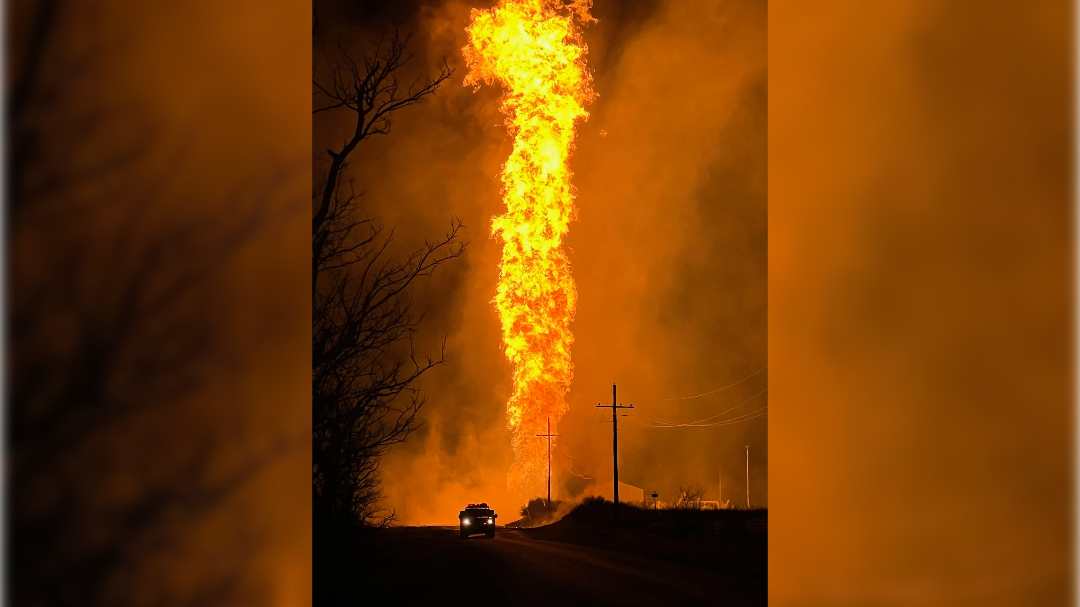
[[536, 418, 559, 505], [597, 382, 633, 516], [745, 445, 750, 509]]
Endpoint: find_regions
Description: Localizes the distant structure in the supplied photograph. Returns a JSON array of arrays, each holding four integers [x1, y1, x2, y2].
[[583, 480, 644, 504]]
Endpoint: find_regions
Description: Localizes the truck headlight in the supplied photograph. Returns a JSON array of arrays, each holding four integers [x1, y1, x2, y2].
[[463, 519, 470, 526]]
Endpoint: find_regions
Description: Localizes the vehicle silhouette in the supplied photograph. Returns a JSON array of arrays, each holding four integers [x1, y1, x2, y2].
[[459, 503, 498, 538]]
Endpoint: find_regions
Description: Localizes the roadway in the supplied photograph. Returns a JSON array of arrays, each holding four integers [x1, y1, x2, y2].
[[365, 525, 766, 605]]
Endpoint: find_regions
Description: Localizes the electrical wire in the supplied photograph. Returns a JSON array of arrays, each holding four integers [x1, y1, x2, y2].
[[638, 366, 767, 401], [558, 445, 594, 480], [561, 462, 594, 480], [551, 406, 607, 482], [627, 406, 768, 428], [646, 388, 767, 427]]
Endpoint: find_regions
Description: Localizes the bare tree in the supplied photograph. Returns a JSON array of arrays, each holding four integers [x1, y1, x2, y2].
[[311, 29, 462, 533], [675, 482, 708, 510]]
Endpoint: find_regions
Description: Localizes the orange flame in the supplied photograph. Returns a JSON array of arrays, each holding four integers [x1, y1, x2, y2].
[[464, 0, 595, 491]]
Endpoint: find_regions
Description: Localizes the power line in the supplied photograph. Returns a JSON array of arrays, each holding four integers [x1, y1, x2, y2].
[[624, 413, 767, 430], [639, 366, 767, 401], [646, 388, 768, 427], [627, 407, 768, 429], [694, 406, 768, 427], [559, 408, 601, 458], [555, 408, 603, 484], [558, 445, 594, 480], [561, 462, 594, 480], [667, 406, 767, 427]]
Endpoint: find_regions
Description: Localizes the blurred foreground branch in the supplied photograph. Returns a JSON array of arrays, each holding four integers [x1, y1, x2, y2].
[[8, 3, 300, 605]]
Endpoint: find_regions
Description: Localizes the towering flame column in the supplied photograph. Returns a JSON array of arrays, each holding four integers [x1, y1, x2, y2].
[[464, 0, 595, 490]]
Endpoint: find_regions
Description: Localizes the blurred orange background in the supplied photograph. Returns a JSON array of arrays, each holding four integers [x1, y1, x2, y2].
[[9, 0, 1073, 604], [8, 0, 309, 605], [770, 0, 1071, 603]]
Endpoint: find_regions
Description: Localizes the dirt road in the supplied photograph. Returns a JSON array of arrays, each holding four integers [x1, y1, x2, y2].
[[365, 526, 766, 605]]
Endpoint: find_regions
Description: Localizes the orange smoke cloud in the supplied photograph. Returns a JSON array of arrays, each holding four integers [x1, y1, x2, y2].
[[463, 0, 595, 491]]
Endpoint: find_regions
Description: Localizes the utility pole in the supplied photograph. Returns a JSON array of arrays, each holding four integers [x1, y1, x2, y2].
[[536, 418, 559, 505], [719, 466, 722, 506], [597, 382, 633, 516], [745, 445, 750, 509]]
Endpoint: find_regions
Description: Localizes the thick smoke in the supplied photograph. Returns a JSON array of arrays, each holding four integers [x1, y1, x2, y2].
[[315, 0, 766, 524]]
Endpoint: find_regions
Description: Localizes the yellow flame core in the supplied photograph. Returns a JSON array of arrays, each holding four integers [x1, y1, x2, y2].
[[464, 0, 594, 490]]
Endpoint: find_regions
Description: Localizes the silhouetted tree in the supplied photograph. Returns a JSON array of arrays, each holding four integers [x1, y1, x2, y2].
[[311, 28, 461, 534], [8, 2, 296, 605]]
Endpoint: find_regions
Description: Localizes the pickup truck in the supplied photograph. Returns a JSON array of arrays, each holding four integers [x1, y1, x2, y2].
[[459, 503, 498, 538]]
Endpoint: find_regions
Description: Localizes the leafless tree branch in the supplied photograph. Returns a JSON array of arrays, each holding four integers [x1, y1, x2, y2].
[[312, 27, 464, 533]]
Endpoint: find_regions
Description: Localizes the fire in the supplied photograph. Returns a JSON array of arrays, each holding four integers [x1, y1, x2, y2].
[[464, 0, 595, 490]]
